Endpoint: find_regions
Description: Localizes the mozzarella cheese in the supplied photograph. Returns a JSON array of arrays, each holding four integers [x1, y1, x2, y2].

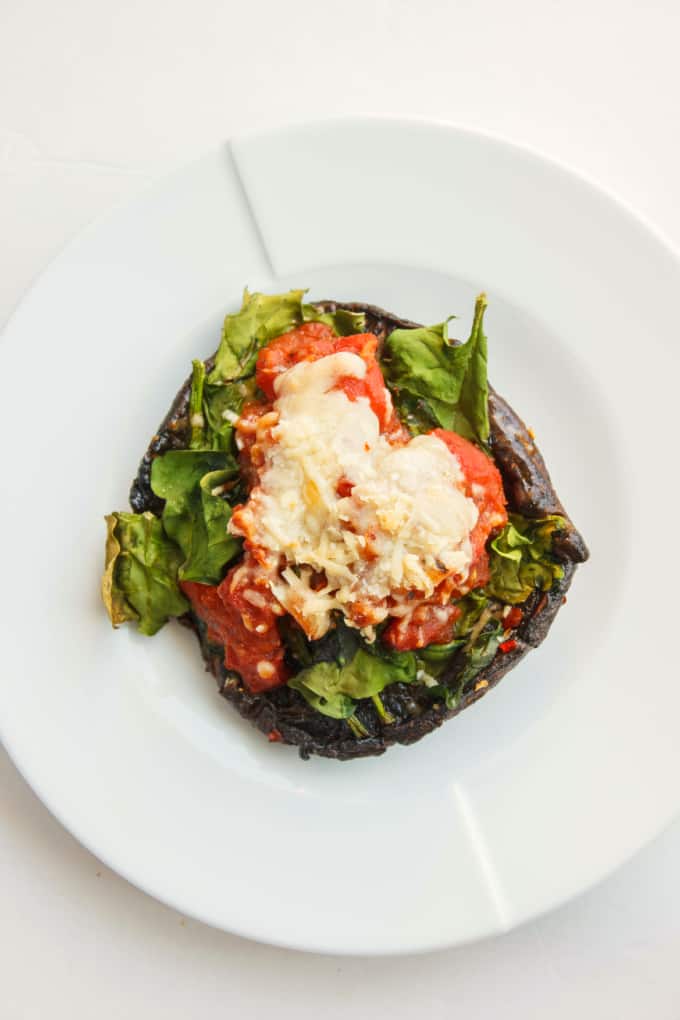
[[229, 352, 478, 639]]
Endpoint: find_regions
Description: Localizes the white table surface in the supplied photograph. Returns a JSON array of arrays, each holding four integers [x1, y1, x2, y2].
[[2, 1, 680, 1015]]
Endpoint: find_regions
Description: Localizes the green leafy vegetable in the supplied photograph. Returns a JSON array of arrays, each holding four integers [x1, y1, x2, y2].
[[188, 359, 207, 449], [208, 289, 306, 384], [415, 511, 564, 702], [381, 293, 490, 444], [150, 450, 241, 584], [101, 512, 188, 635], [343, 648, 417, 693], [425, 622, 503, 710], [423, 684, 458, 710], [281, 614, 361, 671], [102, 515, 139, 628], [208, 289, 366, 385], [279, 617, 314, 668], [418, 638, 465, 664], [288, 662, 356, 719], [456, 622, 503, 689], [348, 716, 370, 738], [416, 638, 466, 680], [487, 514, 565, 604], [288, 646, 417, 721], [371, 692, 395, 724], [303, 304, 366, 336], [455, 590, 493, 637], [386, 391, 439, 435], [202, 376, 258, 453], [454, 294, 490, 443]]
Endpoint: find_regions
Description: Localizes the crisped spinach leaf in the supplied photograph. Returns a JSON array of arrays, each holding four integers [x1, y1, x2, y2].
[[150, 450, 241, 584], [208, 289, 306, 384], [287, 615, 362, 669], [304, 304, 366, 336], [188, 359, 207, 450], [456, 622, 503, 689], [288, 662, 356, 720], [417, 638, 465, 678], [426, 622, 503, 710], [415, 513, 566, 708], [102, 515, 139, 628], [455, 590, 492, 637], [487, 513, 565, 604], [202, 376, 258, 453], [101, 512, 188, 635], [381, 293, 490, 444], [208, 289, 366, 385], [388, 390, 439, 436], [288, 645, 417, 720]]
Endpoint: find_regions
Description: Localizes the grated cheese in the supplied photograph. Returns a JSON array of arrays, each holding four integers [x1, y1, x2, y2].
[[229, 352, 479, 640]]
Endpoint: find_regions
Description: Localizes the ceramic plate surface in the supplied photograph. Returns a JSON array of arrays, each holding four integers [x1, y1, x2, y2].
[[2, 118, 679, 955]]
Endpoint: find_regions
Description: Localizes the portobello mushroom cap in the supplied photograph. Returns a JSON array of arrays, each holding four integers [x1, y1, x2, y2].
[[130, 301, 588, 760]]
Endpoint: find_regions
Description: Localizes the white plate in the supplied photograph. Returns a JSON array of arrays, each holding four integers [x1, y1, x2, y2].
[[1, 118, 679, 955]]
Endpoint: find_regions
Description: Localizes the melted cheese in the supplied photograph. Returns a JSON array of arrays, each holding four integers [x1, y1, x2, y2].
[[229, 352, 479, 640]]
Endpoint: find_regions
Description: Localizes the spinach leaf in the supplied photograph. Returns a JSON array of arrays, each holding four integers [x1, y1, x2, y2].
[[288, 645, 417, 720], [417, 638, 465, 678], [381, 293, 490, 444], [453, 294, 490, 443], [208, 289, 307, 384], [102, 515, 139, 628], [305, 616, 361, 667], [347, 647, 417, 689], [278, 617, 314, 668], [487, 513, 565, 604], [288, 663, 356, 720], [388, 391, 439, 436], [101, 512, 188, 635], [303, 304, 366, 336], [456, 622, 503, 689], [202, 376, 258, 453], [424, 684, 458, 710], [150, 450, 241, 584], [426, 622, 503, 710], [455, 590, 492, 637], [208, 290, 366, 386], [188, 359, 207, 450], [280, 614, 356, 670]]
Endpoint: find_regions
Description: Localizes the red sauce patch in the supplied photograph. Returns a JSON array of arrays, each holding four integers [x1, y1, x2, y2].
[[430, 428, 507, 568], [255, 325, 395, 431], [255, 322, 336, 399], [234, 399, 276, 491], [181, 561, 288, 694], [335, 476, 354, 498], [383, 603, 461, 651], [504, 607, 523, 630]]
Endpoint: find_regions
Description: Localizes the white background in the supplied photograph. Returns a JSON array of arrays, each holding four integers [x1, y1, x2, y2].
[[2, 0, 679, 1016]]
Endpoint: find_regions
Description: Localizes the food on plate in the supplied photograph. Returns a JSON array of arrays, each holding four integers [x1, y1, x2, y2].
[[102, 289, 588, 759]]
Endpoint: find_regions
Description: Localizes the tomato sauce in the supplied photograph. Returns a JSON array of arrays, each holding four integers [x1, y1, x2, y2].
[[255, 323, 395, 431], [181, 560, 288, 693], [232, 399, 277, 492], [383, 602, 462, 651], [430, 428, 507, 556]]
